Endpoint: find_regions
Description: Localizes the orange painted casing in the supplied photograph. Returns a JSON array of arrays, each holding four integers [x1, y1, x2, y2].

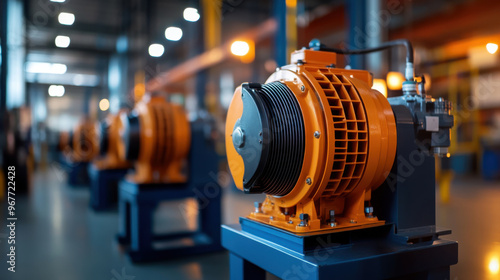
[[69, 119, 99, 163], [119, 95, 191, 184], [226, 49, 397, 233]]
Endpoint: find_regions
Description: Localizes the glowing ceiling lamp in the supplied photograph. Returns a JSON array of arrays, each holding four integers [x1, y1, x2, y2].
[[58, 12, 75, 25], [26, 62, 67, 74], [55, 35, 70, 48], [148, 44, 164, 57], [165, 27, 183, 41], [48, 85, 65, 97], [183, 8, 200, 22], [99, 98, 110, 111]]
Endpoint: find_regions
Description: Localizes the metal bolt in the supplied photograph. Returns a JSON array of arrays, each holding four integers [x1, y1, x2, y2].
[[329, 210, 336, 221], [270, 216, 274, 220], [365, 206, 374, 218], [288, 220, 293, 224], [300, 85, 305, 91], [254, 202, 262, 213], [232, 127, 245, 148], [329, 210, 337, 227], [350, 219, 357, 224], [314, 131, 321, 138], [299, 213, 309, 227], [306, 177, 312, 185]]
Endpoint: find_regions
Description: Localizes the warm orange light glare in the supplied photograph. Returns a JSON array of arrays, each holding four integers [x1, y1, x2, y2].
[[372, 79, 387, 98], [486, 43, 498, 54], [489, 257, 500, 274], [386, 71, 405, 90], [230, 41, 250, 56]]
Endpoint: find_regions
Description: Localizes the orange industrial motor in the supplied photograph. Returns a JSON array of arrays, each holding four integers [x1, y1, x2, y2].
[[93, 110, 132, 170], [118, 95, 191, 184], [71, 117, 99, 162], [226, 48, 397, 233]]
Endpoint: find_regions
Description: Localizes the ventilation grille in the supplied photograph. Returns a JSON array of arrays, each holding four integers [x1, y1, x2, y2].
[[305, 67, 368, 198]]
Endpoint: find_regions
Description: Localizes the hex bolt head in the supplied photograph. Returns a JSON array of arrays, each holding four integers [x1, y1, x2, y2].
[[299, 213, 309, 221], [299, 213, 309, 227], [254, 202, 262, 213], [300, 85, 305, 91], [314, 131, 321, 138], [232, 127, 245, 148], [306, 177, 312, 185]]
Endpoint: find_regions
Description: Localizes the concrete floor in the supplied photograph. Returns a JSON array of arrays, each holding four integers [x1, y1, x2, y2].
[[1, 167, 500, 279]]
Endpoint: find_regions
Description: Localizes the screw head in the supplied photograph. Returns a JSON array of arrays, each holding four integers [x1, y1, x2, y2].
[[314, 131, 320, 138], [300, 85, 305, 91], [288, 220, 293, 224], [306, 177, 312, 185], [232, 127, 245, 148]]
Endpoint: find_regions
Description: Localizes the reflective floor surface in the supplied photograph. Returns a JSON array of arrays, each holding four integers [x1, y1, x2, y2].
[[1, 167, 499, 279]]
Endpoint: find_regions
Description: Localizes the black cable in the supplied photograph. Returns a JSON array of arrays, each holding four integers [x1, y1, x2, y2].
[[308, 39, 414, 64]]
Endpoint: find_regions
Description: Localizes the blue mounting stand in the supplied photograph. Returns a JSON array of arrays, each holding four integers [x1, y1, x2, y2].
[[88, 164, 129, 211], [223, 218, 458, 280], [115, 119, 223, 262], [116, 180, 222, 262], [59, 153, 90, 186]]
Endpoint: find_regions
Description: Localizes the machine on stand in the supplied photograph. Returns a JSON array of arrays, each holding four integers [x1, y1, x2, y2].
[[88, 111, 133, 211], [116, 94, 222, 262], [222, 40, 457, 280], [59, 117, 99, 186]]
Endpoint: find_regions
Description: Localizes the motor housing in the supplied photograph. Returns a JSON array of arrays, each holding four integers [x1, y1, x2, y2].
[[70, 118, 99, 163], [118, 95, 191, 184], [226, 49, 397, 233]]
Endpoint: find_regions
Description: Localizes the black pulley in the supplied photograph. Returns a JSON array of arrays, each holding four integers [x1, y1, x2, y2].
[[233, 82, 305, 196], [99, 121, 110, 156], [121, 113, 141, 161]]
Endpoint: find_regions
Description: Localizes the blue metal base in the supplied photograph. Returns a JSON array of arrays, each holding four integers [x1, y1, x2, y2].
[[222, 218, 458, 280], [116, 179, 223, 262], [58, 154, 90, 186], [88, 165, 129, 211]]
